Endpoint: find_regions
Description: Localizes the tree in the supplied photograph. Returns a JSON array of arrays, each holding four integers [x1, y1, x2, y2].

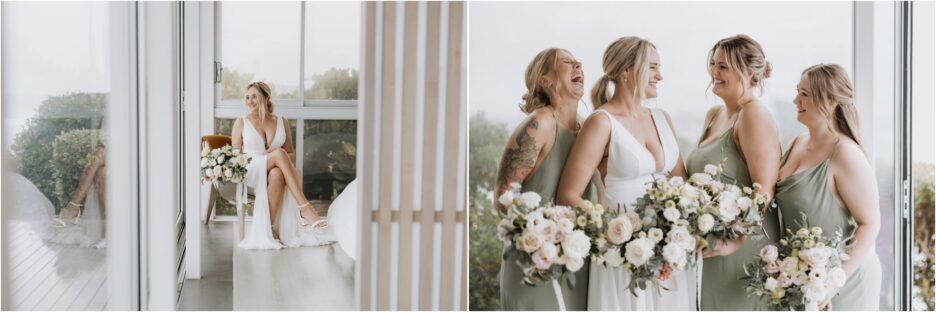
[[468, 112, 509, 310], [11, 92, 106, 213], [304, 68, 358, 100]]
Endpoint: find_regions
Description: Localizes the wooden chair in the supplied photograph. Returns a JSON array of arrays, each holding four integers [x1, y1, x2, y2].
[[201, 135, 251, 240]]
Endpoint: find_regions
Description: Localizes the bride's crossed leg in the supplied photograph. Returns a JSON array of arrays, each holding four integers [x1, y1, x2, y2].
[[264, 148, 328, 235]]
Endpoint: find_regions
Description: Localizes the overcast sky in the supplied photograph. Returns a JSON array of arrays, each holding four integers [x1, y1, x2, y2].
[[469, 1, 933, 162]]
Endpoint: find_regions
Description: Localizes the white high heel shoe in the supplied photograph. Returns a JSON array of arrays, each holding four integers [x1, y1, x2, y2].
[[297, 202, 328, 230], [51, 201, 83, 227]]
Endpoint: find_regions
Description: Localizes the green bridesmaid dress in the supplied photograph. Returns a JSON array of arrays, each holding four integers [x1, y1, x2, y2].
[[775, 140, 882, 310], [685, 114, 781, 311], [499, 117, 593, 311]]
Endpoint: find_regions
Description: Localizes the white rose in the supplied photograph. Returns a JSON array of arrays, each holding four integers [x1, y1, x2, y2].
[[736, 197, 752, 212], [537, 219, 558, 243], [647, 228, 664, 244], [525, 211, 545, 231], [710, 181, 724, 193], [498, 191, 515, 207], [697, 214, 715, 233], [200, 158, 210, 168], [764, 276, 779, 291], [532, 243, 558, 270], [799, 247, 831, 268], [663, 207, 681, 223], [780, 256, 799, 275], [561, 230, 591, 259], [216, 155, 225, 165], [224, 168, 233, 178], [792, 271, 809, 286], [829, 267, 847, 288], [606, 216, 634, 245], [562, 254, 585, 272], [662, 243, 687, 269], [704, 164, 719, 175], [556, 218, 574, 239], [624, 238, 655, 267], [760, 245, 779, 263], [520, 192, 542, 208], [516, 231, 543, 253], [802, 281, 828, 303], [213, 166, 222, 177], [669, 227, 697, 251], [626, 212, 643, 232], [691, 173, 713, 186], [603, 248, 625, 267], [717, 192, 741, 222], [669, 176, 685, 187]]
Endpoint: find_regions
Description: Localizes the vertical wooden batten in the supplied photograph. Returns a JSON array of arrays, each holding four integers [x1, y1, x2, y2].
[[358, 2, 465, 310]]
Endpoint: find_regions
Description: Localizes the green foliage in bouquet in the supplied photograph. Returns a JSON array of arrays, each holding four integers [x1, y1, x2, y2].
[[11, 92, 107, 213]]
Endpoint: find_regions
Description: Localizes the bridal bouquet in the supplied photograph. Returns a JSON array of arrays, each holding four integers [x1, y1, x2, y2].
[[690, 163, 771, 244], [742, 214, 854, 311], [591, 175, 704, 295], [200, 143, 251, 186], [496, 183, 597, 286]]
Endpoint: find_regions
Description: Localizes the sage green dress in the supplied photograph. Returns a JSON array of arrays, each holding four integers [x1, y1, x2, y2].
[[685, 118, 781, 311], [500, 124, 593, 311], [775, 141, 882, 310]]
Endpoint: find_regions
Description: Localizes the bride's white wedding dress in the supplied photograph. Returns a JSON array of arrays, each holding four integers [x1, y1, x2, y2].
[[588, 108, 696, 311], [238, 115, 333, 250]]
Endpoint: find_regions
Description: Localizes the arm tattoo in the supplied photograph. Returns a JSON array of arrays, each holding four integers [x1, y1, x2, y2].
[[494, 119, 540, 213]]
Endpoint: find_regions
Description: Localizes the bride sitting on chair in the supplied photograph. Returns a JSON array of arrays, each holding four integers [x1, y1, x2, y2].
[[231, 81, 331, 250]]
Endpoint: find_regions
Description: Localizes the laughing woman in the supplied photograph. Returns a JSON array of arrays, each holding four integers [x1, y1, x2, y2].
[[775, 64, 881, 310], [495, 48, 592, 310], [685, 34, 782, 310]]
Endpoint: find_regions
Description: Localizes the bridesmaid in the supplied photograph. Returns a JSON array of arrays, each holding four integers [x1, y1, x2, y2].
[[685, 34, 782, 310], [775, 64, 881, 310], [495, 47, 592, 310]]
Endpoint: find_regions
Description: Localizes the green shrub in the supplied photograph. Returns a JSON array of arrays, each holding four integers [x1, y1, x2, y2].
[[52, 129, 103, 209], [913, 163, 934, 311], [469, 112, 509, 310], [11, 92, 106, 213]]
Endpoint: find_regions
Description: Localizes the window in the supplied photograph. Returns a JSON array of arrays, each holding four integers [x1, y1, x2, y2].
[[213, 2, 359, 216], [2, 2, 119, 309]]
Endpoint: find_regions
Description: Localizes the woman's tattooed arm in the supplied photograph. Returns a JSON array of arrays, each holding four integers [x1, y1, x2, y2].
[[494, 118, 543, 214]]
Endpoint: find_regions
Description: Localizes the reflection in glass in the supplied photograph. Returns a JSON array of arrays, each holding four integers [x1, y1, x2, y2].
[[2, 2, 110, 309]]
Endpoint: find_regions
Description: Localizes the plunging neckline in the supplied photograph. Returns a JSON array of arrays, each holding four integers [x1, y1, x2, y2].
[[602, 109, 667, 173], [244, 116, 280, 151]]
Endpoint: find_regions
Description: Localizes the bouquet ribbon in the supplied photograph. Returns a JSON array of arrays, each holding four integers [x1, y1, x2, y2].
[[696, 252, 703, 310], [551, 279, 566, 311]]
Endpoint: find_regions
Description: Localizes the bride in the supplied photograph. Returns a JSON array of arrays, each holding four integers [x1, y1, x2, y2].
[[557, 37, 695, 310], [231, 81, 331, 250]]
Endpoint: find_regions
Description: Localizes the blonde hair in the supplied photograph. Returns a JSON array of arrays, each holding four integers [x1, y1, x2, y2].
[[592, 36, 656, 109], [246, 81, 275, 120], [707, 34, 772, 96], [520, 48, 567, 114], [802, 63, 862, 149]]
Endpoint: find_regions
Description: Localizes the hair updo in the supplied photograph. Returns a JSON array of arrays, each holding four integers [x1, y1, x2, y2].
[[246, 81, 275, 120], [708, 34, 772, 94], [519, 48, 566, 114]]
